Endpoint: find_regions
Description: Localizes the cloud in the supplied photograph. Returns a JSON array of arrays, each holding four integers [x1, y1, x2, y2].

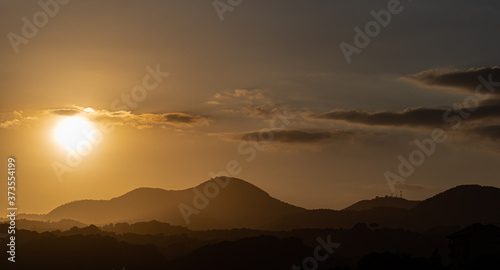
[[312, 107, 447, 128], [47, 106, 211, 129], [136, 112, 210, 127], [246, 105, 277, 117], [214, 129, 358, 144], [0, 111, 37, 129], [218, 89, 264, 99], [208, 89, 266, 106], [50, 109, 82, 116], [206, 101, 221, 105], [245, 104, 298, 118], [92, 111, 209, 128], [406, 67, 500, 94], [311, 103, 500, 128], [306, 67, 500, 144]]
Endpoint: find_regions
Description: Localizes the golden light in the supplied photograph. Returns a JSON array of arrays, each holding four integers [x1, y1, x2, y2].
[[54, 116, 95, 150]]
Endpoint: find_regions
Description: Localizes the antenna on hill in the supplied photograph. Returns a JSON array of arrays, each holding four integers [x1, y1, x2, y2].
[[400, 190, 402, 198]]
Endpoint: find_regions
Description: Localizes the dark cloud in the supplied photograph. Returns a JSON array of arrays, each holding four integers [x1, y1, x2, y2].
[[162, 113, 208, 124], [407, 67, 500, 93], [245, 105, 298, 119], [215, 129, 356, 144], [47, 107, 210, 129], [97, 111, 211, 128], [311, 67, 500, 130], [313, 107, 446, 127], [312, 103, 500, 128], [50, 109, 82, 116]]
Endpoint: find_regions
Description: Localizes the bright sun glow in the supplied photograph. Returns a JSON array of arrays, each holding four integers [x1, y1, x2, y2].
[[54, 116, 94, 150]]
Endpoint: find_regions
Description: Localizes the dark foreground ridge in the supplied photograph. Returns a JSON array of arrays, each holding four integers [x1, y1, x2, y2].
[[1, 181, 500, 269]]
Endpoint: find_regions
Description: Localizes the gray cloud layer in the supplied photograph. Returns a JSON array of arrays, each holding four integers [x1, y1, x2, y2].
[[313, 107, 447, 128], [215, 129, 356, 144], [312, 103, 500, 128], [311, 67, 500, 131], [407, 67, 500, 93]]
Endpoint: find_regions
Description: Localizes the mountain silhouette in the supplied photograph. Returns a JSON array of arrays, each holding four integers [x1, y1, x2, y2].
[[45, 177, 305, 229], [6, 182, 500, 269], [400, 185, 500, 230], [27, 181, 500, 232], [343, 196, 421, 211], [16, 219, 87, 232], [267, 184, 500, 231]]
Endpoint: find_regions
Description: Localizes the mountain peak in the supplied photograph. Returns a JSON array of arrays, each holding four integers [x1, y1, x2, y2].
[[45, 177, 304, 229], [403, 184, 500, 230]]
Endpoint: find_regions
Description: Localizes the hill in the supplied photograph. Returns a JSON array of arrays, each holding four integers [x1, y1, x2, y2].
[[400, 185, 500, 231], [45, 177, 305, 230], [22, 181, 500, 232], [267, 185, 500, 232]]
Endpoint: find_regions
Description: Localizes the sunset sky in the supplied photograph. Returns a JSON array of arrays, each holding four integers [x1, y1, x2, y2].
[[1, 0, 500, 215]]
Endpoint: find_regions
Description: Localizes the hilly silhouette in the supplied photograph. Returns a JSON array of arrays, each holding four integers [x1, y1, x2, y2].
[[343, 196, 421, 211], [400, 185, 500, 231], [0, 221, 454, 270], [16, 219, 87, 232], [23, 180, 500, 232], [267, 184, 500, 232], [44, 177, 305, 229]]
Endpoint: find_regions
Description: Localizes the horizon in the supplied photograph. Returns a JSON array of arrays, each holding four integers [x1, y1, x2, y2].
[[12, 178, 498, 216]]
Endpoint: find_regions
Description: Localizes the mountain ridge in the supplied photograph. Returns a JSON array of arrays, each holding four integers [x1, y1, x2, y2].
[[44, 177, 305, 229], [16, 180, 500, 232]]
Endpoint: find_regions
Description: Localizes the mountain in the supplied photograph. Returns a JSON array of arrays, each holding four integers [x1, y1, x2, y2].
[[343, 196, 421, 211], [45, 177, 305, 230], [31, 180, 500, 232], [400, 185, 500, 231], [267, 184, 500, 232], [19, 219, 87, 232]]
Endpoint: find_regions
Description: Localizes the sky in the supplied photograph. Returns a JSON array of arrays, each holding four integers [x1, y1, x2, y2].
[[1, 0, 500, 215]]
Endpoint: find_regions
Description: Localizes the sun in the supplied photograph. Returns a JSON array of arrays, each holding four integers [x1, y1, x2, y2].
[[54, 116, 94, 150]]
